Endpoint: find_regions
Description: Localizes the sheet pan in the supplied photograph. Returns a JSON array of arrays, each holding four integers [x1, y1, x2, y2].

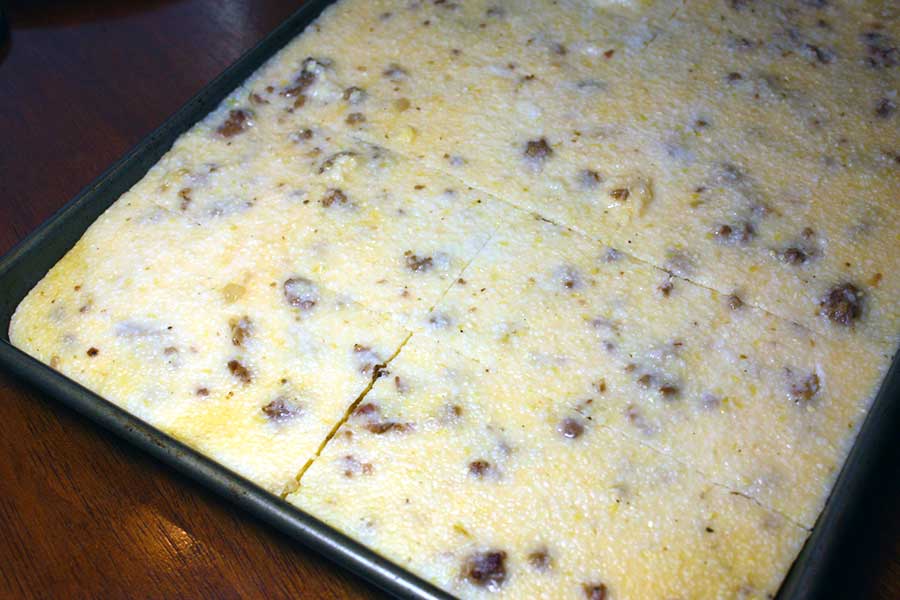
[[0, 2, 896, 597]]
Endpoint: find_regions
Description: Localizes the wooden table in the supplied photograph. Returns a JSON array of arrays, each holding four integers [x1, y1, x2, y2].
[[0, 1, 896, 598]]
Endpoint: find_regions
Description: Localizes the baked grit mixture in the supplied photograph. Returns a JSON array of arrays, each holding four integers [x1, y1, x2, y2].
[[10, 1, 898, 598]]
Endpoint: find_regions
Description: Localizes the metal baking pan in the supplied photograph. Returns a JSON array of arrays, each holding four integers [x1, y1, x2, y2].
[[0, 1, 896, 598]]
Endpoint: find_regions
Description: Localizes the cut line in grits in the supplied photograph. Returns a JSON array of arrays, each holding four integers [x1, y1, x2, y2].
[[343, 129, 833, 345], [282, 331, 414, 498], [424, 219, 497, 317], [278, 181, 498, 499], [265, 134, 826, 527]]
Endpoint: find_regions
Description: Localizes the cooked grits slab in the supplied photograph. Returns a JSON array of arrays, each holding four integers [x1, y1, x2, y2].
[[273, 0, 899, 354], [419, 208, 887, 528], [291, 335, 808, 599], [127, 116, 501, 327], [8, 196, 409, 495], [7, 0, 899, 598]]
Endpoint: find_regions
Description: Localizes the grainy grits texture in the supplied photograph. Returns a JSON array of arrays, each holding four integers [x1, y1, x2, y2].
[[8, 194, 410, 495], [418, 208, 887, 528], [9, 0, 899, 598], [280, 0, 900, 354], [290, 335, 809, 600]]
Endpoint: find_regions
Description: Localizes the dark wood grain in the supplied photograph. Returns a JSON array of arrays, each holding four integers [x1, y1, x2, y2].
[[0, 1, 896, 598]]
